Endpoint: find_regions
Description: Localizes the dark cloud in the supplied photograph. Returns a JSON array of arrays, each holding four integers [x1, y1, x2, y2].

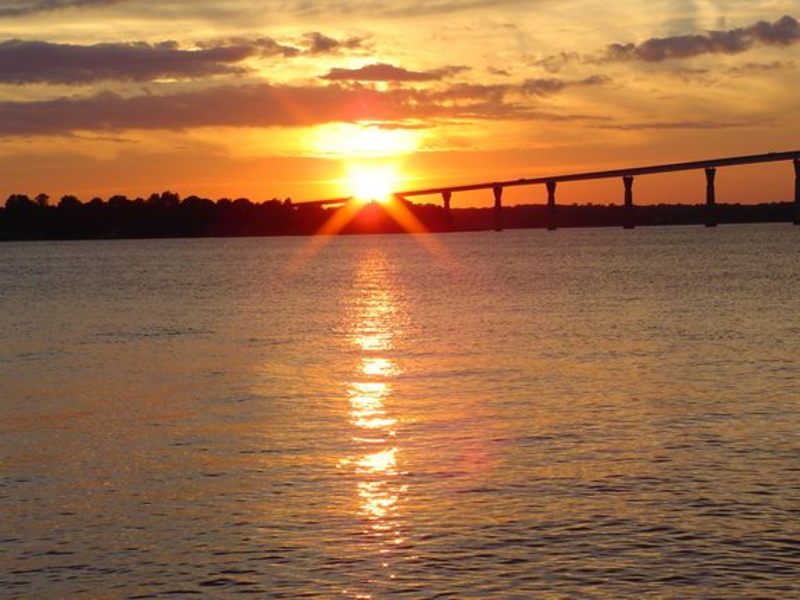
[[0, 84, 418, 135], [0, 0, 120, 17], [0, 39, 253, 84], [606, 15, 800, 62], [195, 37, 300, 58], [0, 33, 367, 84], [0, 78, 605, 136], [303, 31, 366, 54], [531, 15, 800, 72], [0, 0, 538, 20], [487, 67, 511, 76], [520, 75, 608, 96], [726, 60, 795, 75], [436, 76, 606, 101], [322, 63, 469, 82], [530, 51, 582, 73], [424, 82, 510, 102]]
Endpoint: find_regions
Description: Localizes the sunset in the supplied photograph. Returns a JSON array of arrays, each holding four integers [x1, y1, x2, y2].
[[0, 1, 798, 203], [2, 2, 800, 599]]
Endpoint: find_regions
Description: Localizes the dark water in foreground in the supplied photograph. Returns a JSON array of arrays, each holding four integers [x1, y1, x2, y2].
[[1, 224, 799, 599]]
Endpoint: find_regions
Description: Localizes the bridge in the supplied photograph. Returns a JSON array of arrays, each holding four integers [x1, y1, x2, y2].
[[296, 150, 800, 230]]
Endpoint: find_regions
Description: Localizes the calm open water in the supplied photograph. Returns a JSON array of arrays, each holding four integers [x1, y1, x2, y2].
[[1, 224, 799, 599]]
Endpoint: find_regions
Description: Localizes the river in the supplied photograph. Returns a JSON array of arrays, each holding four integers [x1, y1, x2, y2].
[[1, 224, 798, 598]]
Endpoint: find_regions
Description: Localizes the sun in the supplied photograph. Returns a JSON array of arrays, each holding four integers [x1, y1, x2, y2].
[[312, 123, 418, 204], [348, 163, 399, 204]]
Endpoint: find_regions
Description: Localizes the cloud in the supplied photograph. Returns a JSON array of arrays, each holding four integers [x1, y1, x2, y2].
[[0, 0, 120, 17], [426, 76, 606, 102], [530, 52, 582, 73], [726, 60, 795, 75], [0, 39, 254, 84], [303, 32, 366, 54], [322, 63, 469, 82], [424, 82, 510, 102], [519, 75, 607, 96], [606, 15, 800, 62], [0, 79, 605, 136], [0, 84, 412, 135], [531, 15, 800, 72], [281, 0, 538, 19], [598, 119, 763, 131], [0, 0, 538, 20], [195, 37, 300, 58], [0, 33, 367, 84]]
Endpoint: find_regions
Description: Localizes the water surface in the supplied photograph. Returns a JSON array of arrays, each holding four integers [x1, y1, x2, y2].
[[1, 225, 799, 598]]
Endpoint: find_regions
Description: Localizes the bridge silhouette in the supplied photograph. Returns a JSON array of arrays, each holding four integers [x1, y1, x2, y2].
[[297, 150, 800, 230]]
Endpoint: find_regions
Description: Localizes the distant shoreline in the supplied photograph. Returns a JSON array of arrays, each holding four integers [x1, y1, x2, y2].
[[1, 194, 796, 241]]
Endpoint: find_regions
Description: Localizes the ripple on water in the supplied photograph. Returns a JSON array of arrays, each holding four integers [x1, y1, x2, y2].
[[1, 229, 799, 598]]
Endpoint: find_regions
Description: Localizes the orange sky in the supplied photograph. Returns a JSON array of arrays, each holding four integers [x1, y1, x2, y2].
[[0, 0, 798, 206]]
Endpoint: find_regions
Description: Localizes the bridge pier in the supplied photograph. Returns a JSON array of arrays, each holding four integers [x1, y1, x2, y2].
[[442, 190, 453, 227], [705, 167, 717, 227], [623, 175, 635, 229], [794, 159, 799, 225], [493, 185, 504, 232], [546, 181, 557, 230]]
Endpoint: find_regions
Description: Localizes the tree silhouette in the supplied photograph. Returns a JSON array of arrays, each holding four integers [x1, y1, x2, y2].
[[0, 190, 795, 241]]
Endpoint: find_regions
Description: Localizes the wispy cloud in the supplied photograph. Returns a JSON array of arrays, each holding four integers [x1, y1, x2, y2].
[[0, 77, 607, 136], [0, 0, 538, 20], [726, 60, 795, 76], [532, 15, 800, 71], [0, 0, 121, 17], [0, 84, 415, 135], [606, 15, 800, 62], [303, 32, 366, 54], [0, 39, 251, 84], [487, 66, 511, 76], [322, 63, 469, 82], [281, 0, 538, 19], [598, 119, 765, 131], [0, 34, 366, 84], [520, 75, 608, 96]]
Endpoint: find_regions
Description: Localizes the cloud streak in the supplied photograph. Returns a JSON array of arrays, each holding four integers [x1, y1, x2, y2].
[[520, 75, 608, 96], [606, 15, 800, 62], [0, 0, 536, 20], [532, 15, 800, 71], [0, 84, 419, 135], [0, 39, 251, 84], [0, 34, 366, 84], [0, 0, 120, 17], [0, 76, 607, 136], [322, 63, 469, 82], [303, 32, 365, 54], [598, 119, 764, 131]]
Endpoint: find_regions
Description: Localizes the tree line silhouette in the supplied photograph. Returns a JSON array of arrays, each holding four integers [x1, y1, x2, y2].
[[0, 190, 794, 240]]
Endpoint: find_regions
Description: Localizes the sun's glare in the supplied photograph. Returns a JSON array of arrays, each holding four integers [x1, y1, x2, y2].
[[311, 124, 419, 158], [348, 163, 399, 204], [311, 123, 419, 203]]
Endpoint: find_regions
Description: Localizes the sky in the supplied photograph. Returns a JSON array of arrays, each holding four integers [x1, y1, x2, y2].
[[0, 0, 798, 206]]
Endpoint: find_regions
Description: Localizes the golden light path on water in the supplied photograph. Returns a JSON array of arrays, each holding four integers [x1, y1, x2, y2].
[[338, 250, 407, 598]]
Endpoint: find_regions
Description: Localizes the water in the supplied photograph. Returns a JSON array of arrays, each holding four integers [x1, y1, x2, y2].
[[1, 224, 798, 598]]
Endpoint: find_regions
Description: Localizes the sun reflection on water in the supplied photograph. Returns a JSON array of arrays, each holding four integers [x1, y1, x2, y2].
[[337, 249, 407, 597], [361, 357, 396, 377]]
